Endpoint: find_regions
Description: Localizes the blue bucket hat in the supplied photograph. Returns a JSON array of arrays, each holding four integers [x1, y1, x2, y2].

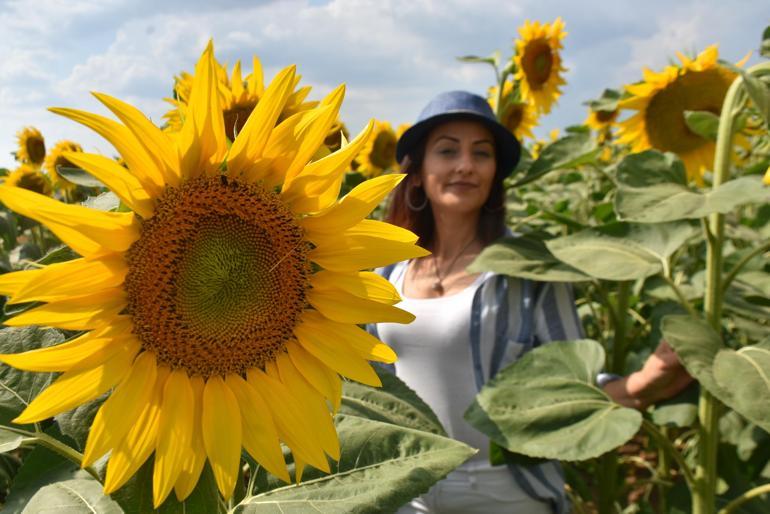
[[396, 90, 521, 176]]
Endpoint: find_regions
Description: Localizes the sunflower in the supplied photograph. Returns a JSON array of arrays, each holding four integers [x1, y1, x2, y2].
[[44, 140, 83, 193], [3, 164, 51, 196], [764, 165, 770, 186], [617, 45, 746, 184], [513, 17, 567, 115], [356, 120, 398, 177], [15, 127, 46, 165], [488, 81, 539, 140], [0, 42, 427, 507], [163, 54, 321, 142]]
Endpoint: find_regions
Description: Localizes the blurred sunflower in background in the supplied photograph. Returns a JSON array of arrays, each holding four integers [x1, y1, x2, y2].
[[44, 140, 82, 194], [488, 81, 539, 140], [617, 45, 747, 184], [513, 17, 567, 115], [0, 42, 426, 507], [585, 89, 621, 161], [15, 127, 46, 165], [4, 163, 51, 196], [356, 120, 398, 177]]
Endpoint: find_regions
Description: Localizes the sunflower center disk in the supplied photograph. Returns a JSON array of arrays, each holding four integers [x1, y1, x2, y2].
[[125, 176, 310, 378], [524, 40, 553, 88]]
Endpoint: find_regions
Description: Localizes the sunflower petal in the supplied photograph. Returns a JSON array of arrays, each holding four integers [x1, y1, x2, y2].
[[202, 375, 241, 499], [226, 374, 290, 483], [285, 340, 341, 411], [13, 338, 140, 424], [104, 367, 168, 495], [174, 376, 207, 501], [300, 173, 404, 233], [82, 351, 158, 467], [154, 370, 195, 508], [188, 40, 228, 175], [308, 287, 414, 324], [310, 270, 401, 305], [61, 152, 154, 218], [4, 288, 126, 331], [10, 255, 128, 305], [0, 269, 43, 298], [301, 311, 397, 363], [0, 186, 138, 258]]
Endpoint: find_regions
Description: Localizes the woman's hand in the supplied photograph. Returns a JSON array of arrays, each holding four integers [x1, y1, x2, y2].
[[603, 341, 694, 410]]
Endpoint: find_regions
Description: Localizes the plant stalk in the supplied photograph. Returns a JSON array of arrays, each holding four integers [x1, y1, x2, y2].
[[717, 483, 770, 514], [610, 281, 631, 374]]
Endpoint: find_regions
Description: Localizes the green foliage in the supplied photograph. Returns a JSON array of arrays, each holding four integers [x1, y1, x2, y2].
[[464, 340, 642, 461], [511, 131, 600, 187], [23, 478, 123, 513], [713, 339, 770, 434], [684, 110, 720, 140]]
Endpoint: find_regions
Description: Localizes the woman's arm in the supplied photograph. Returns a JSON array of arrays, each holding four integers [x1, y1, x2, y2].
[[603, 340, 694, 410]]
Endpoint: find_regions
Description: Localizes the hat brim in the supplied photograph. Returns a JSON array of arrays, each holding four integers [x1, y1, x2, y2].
[[395, 111, 521, 177]]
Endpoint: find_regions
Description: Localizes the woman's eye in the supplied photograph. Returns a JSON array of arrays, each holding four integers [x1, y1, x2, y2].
[[438, 148, 456, 156], [475, 150, 492, 158]]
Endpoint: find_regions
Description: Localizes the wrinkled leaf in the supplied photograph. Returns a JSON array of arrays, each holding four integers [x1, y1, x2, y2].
[[650, 381, 699, 428], [0, 327, 64, 426], [233, 415, 474, 513], [82, 192, 121, 212], [740, 69, 770, 126], [545, 221, 697, 281], [0, 426, 24, 453], [467, 234, 590, 282], [465, 340, 642, 461], [713, 340, 770, 435], [340, 367, 445, 436], [23, 478, 123, 514], [511, 132, 599, 187], [56, 166, 106, 189], [684, 110, 720, 140], [55, 395, 105, 452]]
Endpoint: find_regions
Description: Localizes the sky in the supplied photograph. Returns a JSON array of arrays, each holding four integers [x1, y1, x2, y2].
[[0, 0, 768, 169]]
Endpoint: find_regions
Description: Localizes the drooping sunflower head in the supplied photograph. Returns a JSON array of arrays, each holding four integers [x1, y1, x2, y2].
[[488, 81, 539, 140], [584, 89, 621, 132], [3, 163, 51, 196], [617, 45, 743, 184], [0, 41, 427, 507], [15, 127, 46, 165], [44, 140, 83, 193], [513, 17, 567, 115], [356, 120, 398, 177]]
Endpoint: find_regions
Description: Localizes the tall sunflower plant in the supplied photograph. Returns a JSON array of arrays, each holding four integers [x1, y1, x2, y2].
[[466, 31, 770, 514], [0, 42, 477, 513]]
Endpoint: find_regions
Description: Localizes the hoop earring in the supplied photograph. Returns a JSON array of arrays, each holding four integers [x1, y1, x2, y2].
[[406, 186, 428, 211]]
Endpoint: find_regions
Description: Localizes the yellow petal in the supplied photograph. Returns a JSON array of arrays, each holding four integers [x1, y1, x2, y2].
[[82, 351, 158, 467], [0, 186, 138, 258], [308, 287, 413, 324], [294, 314, 382, 387], [174, 376, 207, 501], [13, 338, 140, 424], [202, 375, 242, 500], [0, 269, 43, 298], [300, 173, 405, 233], [154, 370, 194, 508], [92, 92, 180, 188], [274, 353, 340, 461], [285, 340, 341, 412], [188, 41, 228, 175], [301, 310, 397, 364], [246, 369, 330, 472], [225, 374, 289, 483], [4, 288, 126, 331], [281, 119, 374, 214], [104, 367, 168, 495], [10, 255, 127, 305], [310, 270, 401, 305], [230, 61, 245, 99], [48, 107, 164, 196], [0, 318, 133, 373], [247, 56, 265, 96], [61, 152, 154, 218], [228, 65, 297, 174]]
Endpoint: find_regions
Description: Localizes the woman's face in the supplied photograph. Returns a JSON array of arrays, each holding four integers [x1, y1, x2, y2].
[[418, 119, 496, 216]]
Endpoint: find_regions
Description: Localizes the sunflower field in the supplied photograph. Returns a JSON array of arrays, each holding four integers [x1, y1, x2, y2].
[[0, 18, 768, 514]]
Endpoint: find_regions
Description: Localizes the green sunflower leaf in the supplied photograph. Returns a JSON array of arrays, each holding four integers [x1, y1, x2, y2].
[[56, 166, 106, 189], [0, 327, 64, 426], [0, 426, 24, 453], [614, 151, 770, 222], [712, 339, 770, 435], [340, 366, 446, 436], [22, 478, 123, 514], [683, 110, 720, 140], [762, 26, 770, 59], [233, 415, 474, 513], [467, 234, 590, 282], [464, 340, 642, 461], [511, 131, 600, 188], [544, 221, 698, 281]]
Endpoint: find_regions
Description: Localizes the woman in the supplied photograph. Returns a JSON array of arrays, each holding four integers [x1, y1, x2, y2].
[[372, 91, 692, 514]]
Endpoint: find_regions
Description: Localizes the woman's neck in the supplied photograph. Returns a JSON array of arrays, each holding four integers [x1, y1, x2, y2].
[[430, 209, 480, 257]]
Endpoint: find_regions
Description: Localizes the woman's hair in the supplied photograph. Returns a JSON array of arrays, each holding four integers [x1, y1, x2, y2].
[[385, 127, 507, 250]]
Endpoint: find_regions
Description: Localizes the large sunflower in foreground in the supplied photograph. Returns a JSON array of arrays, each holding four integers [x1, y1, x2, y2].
[[163, 54, 318, 141], [15, 127, 46, 165], [355, 120, 398, 177], [513, 17, 567, 115], [488, 81, 539, 140], [0, 43, 427, 507], [617, 45, 745, 184]]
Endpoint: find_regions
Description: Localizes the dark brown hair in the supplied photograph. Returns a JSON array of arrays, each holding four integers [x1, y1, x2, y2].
[[385, 126, 507, 250]]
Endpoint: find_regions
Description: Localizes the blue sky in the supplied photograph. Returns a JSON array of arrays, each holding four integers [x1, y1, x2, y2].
[[1, 0, 768, 169]]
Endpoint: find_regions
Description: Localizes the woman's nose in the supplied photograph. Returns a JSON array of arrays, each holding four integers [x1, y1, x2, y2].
[[455, 149, 474, 173]]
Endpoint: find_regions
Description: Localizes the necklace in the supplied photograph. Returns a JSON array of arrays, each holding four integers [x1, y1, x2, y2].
[[431, 237, 478, 295]]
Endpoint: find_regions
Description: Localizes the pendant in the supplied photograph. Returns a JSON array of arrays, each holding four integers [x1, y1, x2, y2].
[[432, 281, 444, 295]]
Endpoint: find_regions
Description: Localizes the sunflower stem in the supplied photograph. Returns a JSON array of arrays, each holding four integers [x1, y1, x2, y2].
[[34, 431, 101, 482], [717, 483, 770, 514]]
